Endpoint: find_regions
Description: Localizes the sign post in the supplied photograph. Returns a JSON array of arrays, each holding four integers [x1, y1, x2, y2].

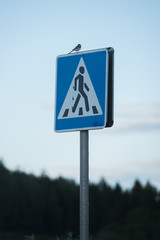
[[80, 130, 89, 240], [55, 47, 114, 240]]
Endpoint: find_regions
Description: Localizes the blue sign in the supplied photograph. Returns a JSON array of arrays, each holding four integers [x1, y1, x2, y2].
[[55, 48, 109, 132]]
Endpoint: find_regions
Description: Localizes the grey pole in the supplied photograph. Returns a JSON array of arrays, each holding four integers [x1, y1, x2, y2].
[[80, 130, 89, 240]]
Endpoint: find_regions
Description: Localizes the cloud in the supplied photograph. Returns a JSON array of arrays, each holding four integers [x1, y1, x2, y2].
[[113, 102, 160, 132], [89, 158, 160, 189]]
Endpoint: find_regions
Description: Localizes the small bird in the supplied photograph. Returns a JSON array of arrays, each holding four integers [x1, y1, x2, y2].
[[68, 44, 81, 54]]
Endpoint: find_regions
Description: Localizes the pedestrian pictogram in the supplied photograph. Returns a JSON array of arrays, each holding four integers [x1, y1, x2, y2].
[[58, 57, 102, 119]]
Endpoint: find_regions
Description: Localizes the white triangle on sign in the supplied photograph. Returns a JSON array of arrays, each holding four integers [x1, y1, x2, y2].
[[58, 57, 103, 119]]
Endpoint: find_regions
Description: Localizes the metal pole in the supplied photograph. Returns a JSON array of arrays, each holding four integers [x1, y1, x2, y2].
[[80, 130, 89, 240]]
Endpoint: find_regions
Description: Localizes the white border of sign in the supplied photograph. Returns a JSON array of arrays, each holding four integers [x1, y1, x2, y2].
[[54, 48, 109, 132]]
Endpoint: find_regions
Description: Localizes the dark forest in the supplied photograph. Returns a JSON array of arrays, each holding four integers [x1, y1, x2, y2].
[[0, 160, 160, 240]]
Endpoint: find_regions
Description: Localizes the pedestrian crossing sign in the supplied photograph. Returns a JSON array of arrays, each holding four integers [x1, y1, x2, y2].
[[55, 48, 114, 132]]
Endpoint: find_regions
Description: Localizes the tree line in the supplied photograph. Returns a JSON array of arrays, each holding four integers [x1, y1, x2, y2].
[[0, 160, 160, 240]]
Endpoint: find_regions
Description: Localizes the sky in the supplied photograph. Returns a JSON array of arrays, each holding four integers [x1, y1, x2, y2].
[[0, 0, 160, 189]]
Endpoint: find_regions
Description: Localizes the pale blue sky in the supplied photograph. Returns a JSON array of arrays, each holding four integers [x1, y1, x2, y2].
[[0, 0, 160, 189]]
